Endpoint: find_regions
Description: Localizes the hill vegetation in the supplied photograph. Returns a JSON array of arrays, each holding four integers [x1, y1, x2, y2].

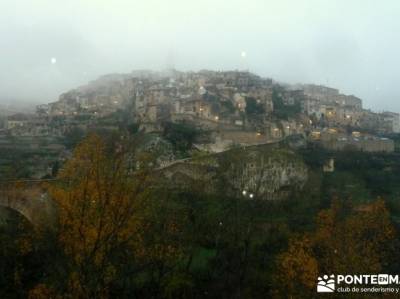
[[1, 133, 400, 298]]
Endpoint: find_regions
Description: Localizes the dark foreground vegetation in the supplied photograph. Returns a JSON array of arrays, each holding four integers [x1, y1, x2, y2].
[[1, 134, 400, 298]]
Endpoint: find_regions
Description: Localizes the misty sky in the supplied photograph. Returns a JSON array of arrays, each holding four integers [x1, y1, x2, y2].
[[1, 0, 399, 112]]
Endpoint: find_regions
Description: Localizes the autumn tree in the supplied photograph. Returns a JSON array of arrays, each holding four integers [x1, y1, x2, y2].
[[45, 134, 150, 298], [274, 198, 398, 299]]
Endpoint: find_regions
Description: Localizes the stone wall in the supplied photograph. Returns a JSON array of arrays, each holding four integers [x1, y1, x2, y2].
[[218, 130, 269, 145], [321, 138, 394, 152]]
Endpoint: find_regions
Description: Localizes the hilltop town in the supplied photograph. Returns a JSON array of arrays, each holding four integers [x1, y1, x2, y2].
[[0, 69, 399, 178]]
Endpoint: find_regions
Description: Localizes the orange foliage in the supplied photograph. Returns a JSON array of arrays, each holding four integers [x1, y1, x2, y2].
[[28, 284, 58, 299], [47, 134, 149, 297], [275, 198, 397, 298]]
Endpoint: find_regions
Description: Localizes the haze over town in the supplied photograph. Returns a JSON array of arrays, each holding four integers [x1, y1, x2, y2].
[[3, 2, 400, 298], [1, 0, 399, 112]]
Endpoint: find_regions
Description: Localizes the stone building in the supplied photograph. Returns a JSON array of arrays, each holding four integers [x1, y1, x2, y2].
[[6, 113, 30, 129], [248, 88, 274, 113], [381, 111, 400, 133]]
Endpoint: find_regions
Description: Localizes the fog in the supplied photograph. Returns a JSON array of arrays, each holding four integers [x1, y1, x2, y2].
[[1, 0, 399, 111]]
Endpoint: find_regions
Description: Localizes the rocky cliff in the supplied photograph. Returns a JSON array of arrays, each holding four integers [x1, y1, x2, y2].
[[159, 142, 308, 200]]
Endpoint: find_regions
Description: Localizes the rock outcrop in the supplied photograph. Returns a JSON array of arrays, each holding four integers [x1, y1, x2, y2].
[[159, 142, 308, 200]]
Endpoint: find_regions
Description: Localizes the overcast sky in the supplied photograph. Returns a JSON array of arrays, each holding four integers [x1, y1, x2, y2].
[[1, 0, 399, 111]]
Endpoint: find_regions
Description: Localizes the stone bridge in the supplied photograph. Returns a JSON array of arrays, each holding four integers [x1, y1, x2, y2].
[[0, 180, 56, 227]]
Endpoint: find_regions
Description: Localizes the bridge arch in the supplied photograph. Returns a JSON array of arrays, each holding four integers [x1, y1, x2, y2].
[[0, 181, 56, 227]]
